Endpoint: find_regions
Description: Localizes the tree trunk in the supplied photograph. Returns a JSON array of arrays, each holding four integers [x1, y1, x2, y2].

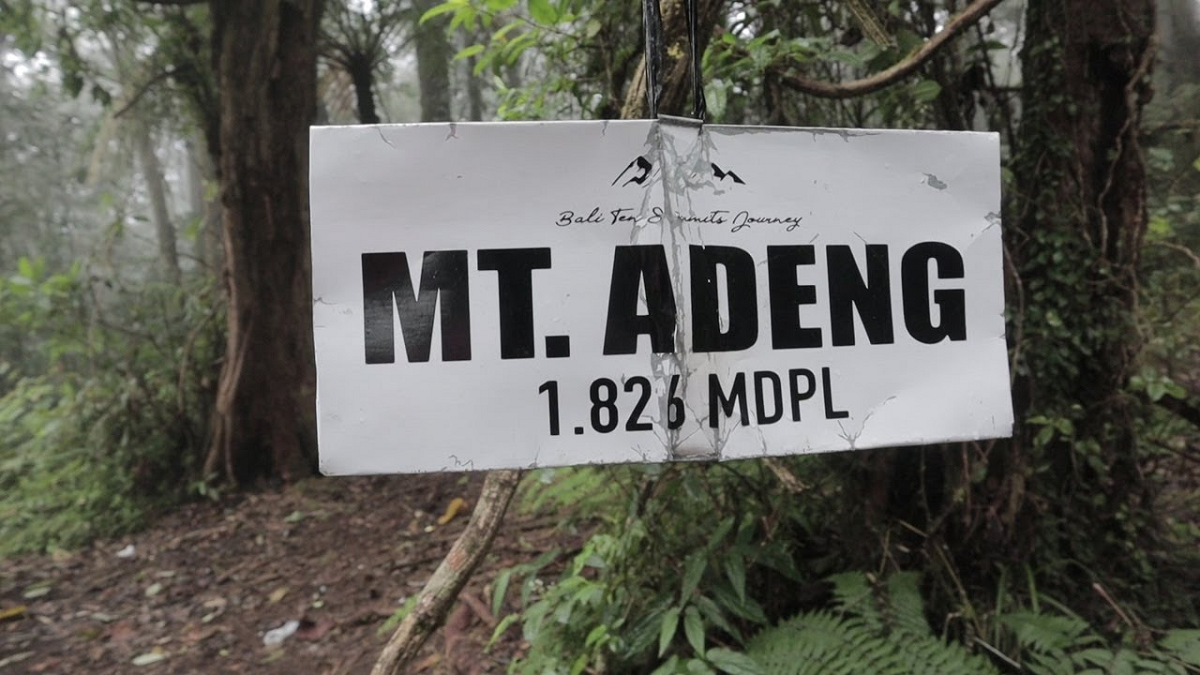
[[414, 0, 452, 122], [347, 55, 380, 124], [856, 0, 1158, 590], [996, 0, 1156, 562], [134, 122, 182, 286], [463, 31, 484, 122], [205, 0, 322, 484], [1158, 0, 1200, 84]]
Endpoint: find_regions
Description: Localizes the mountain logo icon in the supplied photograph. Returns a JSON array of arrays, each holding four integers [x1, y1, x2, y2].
[[711, 163, 745, 185], [612, 156, 653, 187]]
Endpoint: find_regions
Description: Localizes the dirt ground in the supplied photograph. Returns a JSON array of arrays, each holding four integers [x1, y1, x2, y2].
[[0, 474, 576, 674]]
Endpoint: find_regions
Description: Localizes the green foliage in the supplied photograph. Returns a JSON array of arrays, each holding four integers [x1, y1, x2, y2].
[[420, 0, 642, 119], [1001, 611, 1200, 675], [743, 572, 995, 675], [0, 258, 222, 555], [492, 460, 826, 673], [739, 573, 1200, 675]]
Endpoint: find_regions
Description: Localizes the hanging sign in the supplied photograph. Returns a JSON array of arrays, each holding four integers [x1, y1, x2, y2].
[[309, 118, 1013, 475]]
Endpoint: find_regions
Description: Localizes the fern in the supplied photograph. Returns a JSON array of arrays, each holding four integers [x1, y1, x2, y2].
[[741, 573, 1200, 675], [1002, 612, 1200, 675], [744, 572, 999, 675]]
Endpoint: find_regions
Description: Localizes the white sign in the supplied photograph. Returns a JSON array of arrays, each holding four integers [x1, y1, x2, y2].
[[310, 118, 1012, 475]]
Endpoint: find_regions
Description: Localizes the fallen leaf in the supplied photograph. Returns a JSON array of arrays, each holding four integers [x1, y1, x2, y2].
[[0, 652, 33, 668], [283, 510, 305, 524], [22, 585, 51, 600], [131, 651, 167, 666], [0, 605, 27, 622], [268, 587, 289, 604], [182, 623, 221, 645], [415, 653, 442, 672], [437, 497, 469, 525], [262, 619, 300, 646], [145, 582, 164, 597]]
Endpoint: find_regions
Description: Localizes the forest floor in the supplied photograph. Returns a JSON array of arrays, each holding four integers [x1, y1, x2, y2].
[[0, 474, 579, 674]]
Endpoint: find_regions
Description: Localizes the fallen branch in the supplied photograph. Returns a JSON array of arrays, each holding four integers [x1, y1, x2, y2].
[[371, 469, 522, 675], [774, 0, 1006, 99]]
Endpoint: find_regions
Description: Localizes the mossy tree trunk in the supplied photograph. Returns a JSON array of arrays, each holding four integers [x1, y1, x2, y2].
[[1002, 0, 1156, 552]]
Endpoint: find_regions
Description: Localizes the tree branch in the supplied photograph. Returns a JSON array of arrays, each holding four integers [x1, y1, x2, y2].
[[774, 0, 1006, 100], [112, 67, 186, 118], [371, 469, 522, 675]]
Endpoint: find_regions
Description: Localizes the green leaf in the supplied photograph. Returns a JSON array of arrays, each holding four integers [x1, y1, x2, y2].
[[685, 605, 705, 655], [492, 568, 513, 616], [1159, 629, 1200, 666], [17, 257, 34, 280], [419, 1, 460, 25], [705, 648, 764, 675], [912, 79, 942, 103], [454, 44, 485, 61], [486, 613, 519, 650], [706, 517, 735, 551], [694, 595, 742, 643], [682, 554, 706, 602], [725, 555, 746, 602], [584, 624, 608, 648], [659, 607, 681, 656], [527, 0, 557, 24], [651, 656, 681, 675]]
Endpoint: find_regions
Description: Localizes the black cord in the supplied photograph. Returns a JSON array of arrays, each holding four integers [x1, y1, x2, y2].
[[685, 0, 707, 121], [641, 0, 706, 121], [641, 0, 663, 117]]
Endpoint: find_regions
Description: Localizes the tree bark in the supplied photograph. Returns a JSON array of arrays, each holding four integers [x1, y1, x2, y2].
[[995, 0, 1156, 558], [204, 0, 322, 483], [134, 122, 182, 286], [414, 0, 452, 122]]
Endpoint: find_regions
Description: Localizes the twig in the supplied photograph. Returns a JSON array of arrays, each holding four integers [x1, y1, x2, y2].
[[372, 469, 522, 675], [1092, 582, 1139, 632], [774, 0, 1006, 99], [1148, 239, 1200, 269]]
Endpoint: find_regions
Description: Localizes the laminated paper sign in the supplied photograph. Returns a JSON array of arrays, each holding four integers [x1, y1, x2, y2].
[[310, 118, 1013, 475]]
